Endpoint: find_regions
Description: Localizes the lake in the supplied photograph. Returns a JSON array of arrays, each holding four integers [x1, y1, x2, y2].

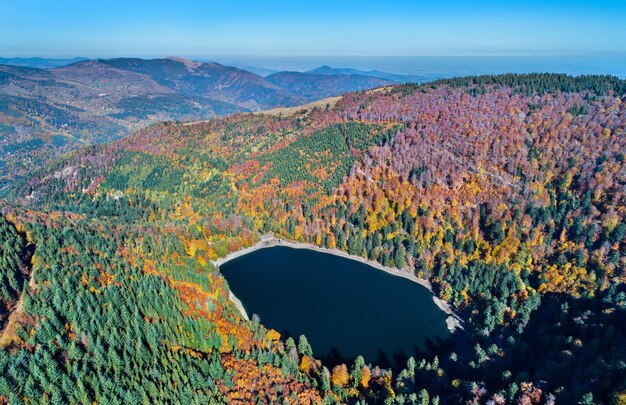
[[220, 246, 451, 370]]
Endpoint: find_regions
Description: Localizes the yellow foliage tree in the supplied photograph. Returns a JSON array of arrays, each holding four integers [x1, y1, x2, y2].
[[360, 366, 371, 388], [299, 355, 311, 374], [331, 364, 349, 388]]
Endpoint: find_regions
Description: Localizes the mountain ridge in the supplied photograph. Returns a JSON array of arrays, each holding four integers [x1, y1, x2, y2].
[[266, 70, 393, 100], [306, 64, 429, 83], [0, 57, 395, 187]]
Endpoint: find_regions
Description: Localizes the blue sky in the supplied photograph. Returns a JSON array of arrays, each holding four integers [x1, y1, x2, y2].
[[1, 0, 625, 57]]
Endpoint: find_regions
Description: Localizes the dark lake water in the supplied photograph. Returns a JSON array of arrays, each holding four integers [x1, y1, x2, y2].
[[220, 246, 451, 370]]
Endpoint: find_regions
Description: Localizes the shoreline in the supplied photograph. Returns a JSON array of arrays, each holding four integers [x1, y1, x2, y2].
[[228, 291, 249, 321], [216, 233, 463, 332]]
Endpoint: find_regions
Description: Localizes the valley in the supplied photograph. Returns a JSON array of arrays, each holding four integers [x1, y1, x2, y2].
[[0, 57, 401, 187], [0, 74, 623, 404]]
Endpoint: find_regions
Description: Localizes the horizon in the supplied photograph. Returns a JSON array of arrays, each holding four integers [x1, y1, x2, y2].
[[2, 54, 626, 78]]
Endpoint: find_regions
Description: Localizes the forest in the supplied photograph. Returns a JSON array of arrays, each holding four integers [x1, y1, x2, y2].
[[0, 73, 624, 404]]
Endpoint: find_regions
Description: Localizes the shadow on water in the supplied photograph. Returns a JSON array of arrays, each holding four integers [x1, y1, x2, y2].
[[313, 334, 457, 372], [274, 314, 461, 372]]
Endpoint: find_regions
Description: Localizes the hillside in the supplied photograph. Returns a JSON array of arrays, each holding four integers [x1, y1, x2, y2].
[[266, 71, 393, 100], [0, 57, 393, 187], [0, 74, 625, 404], [0, 57, 88, 69], [307, 65, 428, 83]]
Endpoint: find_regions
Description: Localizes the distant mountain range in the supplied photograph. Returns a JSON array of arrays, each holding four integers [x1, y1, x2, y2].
[[0, 57, 427, 83], [0, 57, 89, 69], [240, 64, 429, 83], [265, 71, 392, 100], [306, 65, 428, 83], [239, 65, 280, 76], [0, 57, 408, 185]]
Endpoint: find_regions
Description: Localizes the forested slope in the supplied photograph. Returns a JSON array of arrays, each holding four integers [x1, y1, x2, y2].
[[0, 74, 625, 404]]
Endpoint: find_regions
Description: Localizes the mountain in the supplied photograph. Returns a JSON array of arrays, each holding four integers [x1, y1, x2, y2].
[[307, 64, 430, 83], [0, 59, 248, 185], [2, 74, 625, 404], [0, 57, 397, 187], [0, 57, 89, 69], [266, 71, 393, 101], [95, 57, 300, 110], [239, 65, 280, 76]]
